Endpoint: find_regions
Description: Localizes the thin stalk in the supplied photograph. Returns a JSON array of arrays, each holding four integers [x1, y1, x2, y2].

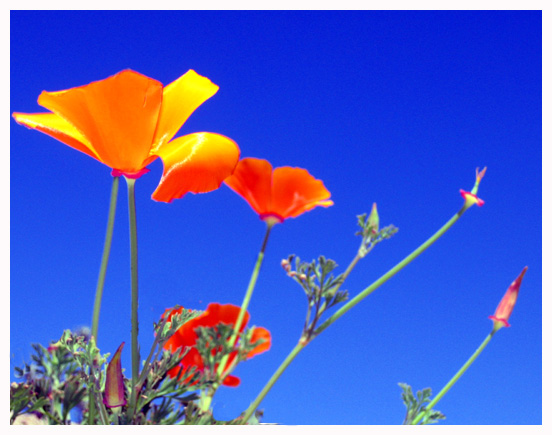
[[125, 177, 141, 416], [316, 205, 469, 335], [244, 202, 474, 422], [411, 330, 496, 424], [231, 222, 274, 347], [242, 341, 305, 422], [91, 175, 120, 341], [200, 223, 274, 414], [88, 175, 119, 425]]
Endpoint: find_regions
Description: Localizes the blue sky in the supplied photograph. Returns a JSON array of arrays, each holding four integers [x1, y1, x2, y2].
[[10, 10, 541, 425]]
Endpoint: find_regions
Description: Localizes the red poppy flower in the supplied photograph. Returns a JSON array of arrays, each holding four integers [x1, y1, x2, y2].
[[489, 266, 528, 330], [224, 157, 333, 224], [163, 303, 271, 387], [12, 69, 240, 202]]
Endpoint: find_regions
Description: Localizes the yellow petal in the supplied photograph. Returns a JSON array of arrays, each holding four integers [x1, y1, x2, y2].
[[152, 132, 240, 202], [12, 112, 101, 161], [151, 70, 219, 153]]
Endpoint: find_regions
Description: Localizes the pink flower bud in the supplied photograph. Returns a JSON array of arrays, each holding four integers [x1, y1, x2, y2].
[[489, 267, 528, 331]]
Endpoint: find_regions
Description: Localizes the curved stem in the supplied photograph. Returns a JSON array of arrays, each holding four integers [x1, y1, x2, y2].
[[91, 176, 120, 342], [88, 175, 119, 424], [411, 330, 496, 424]]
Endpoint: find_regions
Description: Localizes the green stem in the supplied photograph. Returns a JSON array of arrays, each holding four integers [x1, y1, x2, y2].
[[125, 177, 141, 410], [243, 203, 473, 422], [91, 176, 120, 341], [201, 223, 274, 414], [242, 341, 306, 422], [88, 175, 119, 425], [231, 222, 273, 347], [315, 205, 469, 335], [411, 330, 496, 425]]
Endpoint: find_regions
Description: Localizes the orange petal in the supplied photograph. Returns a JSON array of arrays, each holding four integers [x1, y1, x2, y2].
[[247, 327, 271, 358], [12, 112, 100, 161], [201, 303, 250, 330], [222, 374, 241, 387], [271, 166, 333, 219], [224, 158, 273, 215], [37, 70, 163, 172], [151, 70, 219, 153], [151, 132, 240, 202]]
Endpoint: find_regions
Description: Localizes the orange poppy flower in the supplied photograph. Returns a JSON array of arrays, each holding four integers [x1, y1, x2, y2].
[[12, 69, 240, 202], [163, 303, 271, 387], [224, 157, 333, 223]]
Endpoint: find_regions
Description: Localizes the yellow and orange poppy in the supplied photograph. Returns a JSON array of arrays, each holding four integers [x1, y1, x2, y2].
[[12, 69, 240, 202], [224, 157, 333, 223]]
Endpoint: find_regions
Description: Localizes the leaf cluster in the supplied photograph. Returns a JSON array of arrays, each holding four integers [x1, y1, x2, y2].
[[283, 255, 348, 342], [399, 382, 445, 425], [355, 213, 398, 258], [11, 329, 95, 424]]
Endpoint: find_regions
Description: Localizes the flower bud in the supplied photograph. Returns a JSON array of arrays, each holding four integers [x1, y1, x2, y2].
[[367, 202, 379, 234], [489, 267, 528, 331], [103, 342, 126, 408]]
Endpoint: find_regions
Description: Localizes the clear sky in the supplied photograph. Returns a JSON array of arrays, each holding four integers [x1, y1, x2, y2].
[[10, 10, 541, 425]]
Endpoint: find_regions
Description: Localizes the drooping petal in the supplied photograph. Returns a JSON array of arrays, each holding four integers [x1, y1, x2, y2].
[[37, 70, 163, 172], [247, 327, 271, 358], [222, 374, 241, 387], [271, 166, 334, 219], [224, 158, 273, 216], [12, 112, 100, 161], [151, 70, 219, 153], [151, 132, 240, 202]]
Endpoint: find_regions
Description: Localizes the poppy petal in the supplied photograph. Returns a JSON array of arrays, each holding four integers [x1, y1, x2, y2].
[[224, 158, 273, 215], [151, 132, 240, 202], [222, 374, 241, 387], [37, 70, 163, 172], [202, 303, 251, 332], [151, 70, 219, 153], [247, 327, 271, 358], [272, 166, 333, 219], [12, 112, 100, 161]]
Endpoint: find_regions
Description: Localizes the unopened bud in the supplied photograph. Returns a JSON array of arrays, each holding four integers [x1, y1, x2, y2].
[[367, 202, 379, 234]]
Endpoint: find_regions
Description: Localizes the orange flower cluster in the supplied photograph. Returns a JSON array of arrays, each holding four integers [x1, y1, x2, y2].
[[163, 303, 271, 387]]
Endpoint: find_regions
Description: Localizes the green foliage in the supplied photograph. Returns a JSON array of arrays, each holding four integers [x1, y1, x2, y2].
[[399, 382, 445, 425], [283, 254, 348, 342], [355, 212, 398, 258]]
